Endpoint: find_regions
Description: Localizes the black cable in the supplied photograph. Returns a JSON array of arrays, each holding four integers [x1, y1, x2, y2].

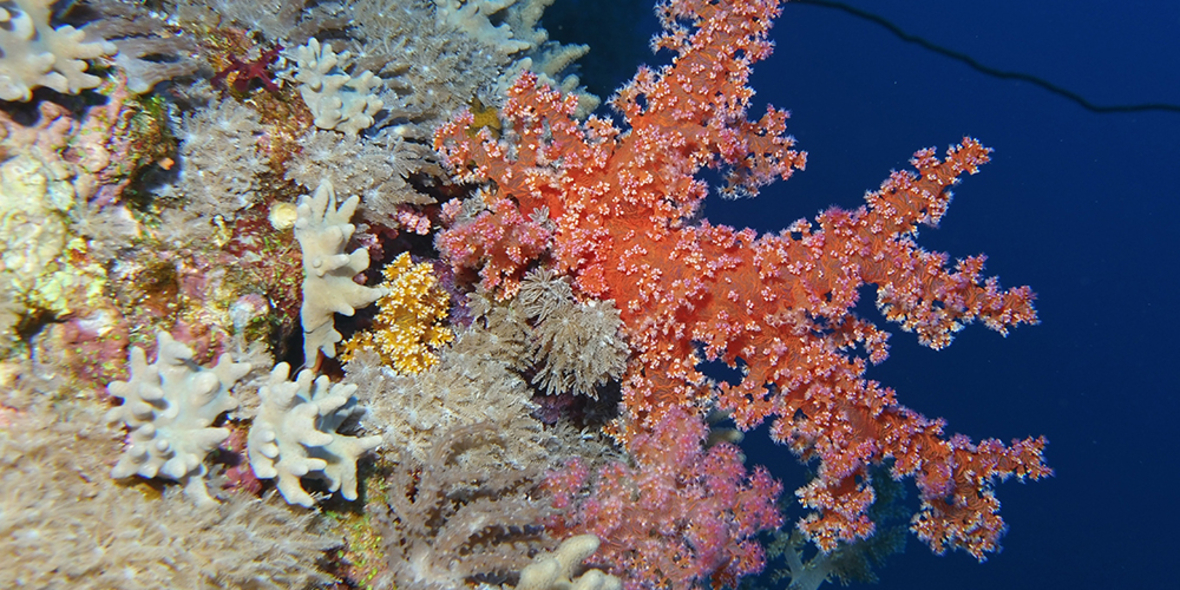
[[793, 0, 1180, 115]]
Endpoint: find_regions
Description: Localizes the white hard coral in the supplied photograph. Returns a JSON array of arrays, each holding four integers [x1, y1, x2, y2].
[[0, 0, 117, 101], [292, 38, 384, 138], [295, 178, 384, 363], [248, 362, 382, 507], [106, 331, 251, 507]]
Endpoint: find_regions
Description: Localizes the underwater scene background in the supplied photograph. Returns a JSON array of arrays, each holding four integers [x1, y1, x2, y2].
[[0, 1, 1175, 589]]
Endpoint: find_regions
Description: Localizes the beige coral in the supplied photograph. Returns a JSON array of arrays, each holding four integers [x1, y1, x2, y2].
[[1, 401, 339, 590], [247, 362, 382, 507], [106, 331, 251, 507], [516, 534, 622, 590], [292, 38, 384, 138], [0, 0, 117, 101], [294, 178, 384, 363]]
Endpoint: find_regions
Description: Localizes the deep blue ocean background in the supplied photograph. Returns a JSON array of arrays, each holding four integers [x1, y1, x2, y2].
[[551, 1, 1179, 588]]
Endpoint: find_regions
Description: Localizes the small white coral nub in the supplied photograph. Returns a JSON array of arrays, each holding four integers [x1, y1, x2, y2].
[[517, 534, 622, 590], [248, 362, 382, 507], [106, 331, 251, 507]]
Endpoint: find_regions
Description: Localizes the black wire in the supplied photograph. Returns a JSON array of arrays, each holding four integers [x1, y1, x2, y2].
[[793, 0, 1180, 115]]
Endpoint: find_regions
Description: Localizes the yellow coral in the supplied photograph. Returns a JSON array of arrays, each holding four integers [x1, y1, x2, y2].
[[341, 253, 453, 374], [0, 153, 108, 335]]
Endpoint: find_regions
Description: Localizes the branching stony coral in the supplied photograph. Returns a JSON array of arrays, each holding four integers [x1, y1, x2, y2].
[[106, 331, 251, 507], [295, 178, 384, 363], [341, 252, 454, 374], [248, 362, 382, 507]]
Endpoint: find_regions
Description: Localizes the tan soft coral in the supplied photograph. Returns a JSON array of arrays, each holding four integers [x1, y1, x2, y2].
[[106, 331, 251, 507], [295, 179, 384, 363]]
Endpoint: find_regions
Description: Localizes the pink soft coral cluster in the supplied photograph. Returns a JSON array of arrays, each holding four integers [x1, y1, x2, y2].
[[434, 195, 554, 299], [544, 409, 783, 590]]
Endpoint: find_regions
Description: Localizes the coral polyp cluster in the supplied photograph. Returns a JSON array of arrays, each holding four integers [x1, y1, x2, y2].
[[341, 252, 454, 374]]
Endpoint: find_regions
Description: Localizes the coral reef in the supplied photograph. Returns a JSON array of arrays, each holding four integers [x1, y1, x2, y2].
[[518, 268, 628, 397], [161, 98, 271, 215], [84, 0, 203, 94], [284, 128, 438, 218], [0, 0, 1051, 587], [435, 0, 1049, 562], [517, 534, 622, 590], [342, 252, 454, 373], [376, 421, 556, 590], [435, 191, 555, 299], [0, 80, 157, 353], [345, 338, 550, 468], [0, 150, 103, 336], [292, 38, 385, 138], [1, 394, 339, 590], [0, 0, 117, 101], [544, 408, 783, 590], [295, 179, 384, 363]]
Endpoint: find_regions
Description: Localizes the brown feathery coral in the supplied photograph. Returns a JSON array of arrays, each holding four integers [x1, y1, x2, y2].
[[518, 269, 629, 398], [0, 399, 339, 589]]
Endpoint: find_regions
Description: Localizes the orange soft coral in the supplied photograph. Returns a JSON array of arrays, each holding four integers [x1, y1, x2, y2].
[[436, 0, 1048, 560]]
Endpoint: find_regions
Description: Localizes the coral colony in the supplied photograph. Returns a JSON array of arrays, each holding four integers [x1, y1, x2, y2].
[[0, 0, 1049, 588]]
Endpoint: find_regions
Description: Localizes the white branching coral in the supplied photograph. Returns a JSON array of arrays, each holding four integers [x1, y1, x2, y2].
[[433, 0, 531, 55], [292, 38, 384, 138], [106, 331, 251, 507], [0, 0, 117, 101], [295, 178, 384, 363], [247, 362, 382, 507]]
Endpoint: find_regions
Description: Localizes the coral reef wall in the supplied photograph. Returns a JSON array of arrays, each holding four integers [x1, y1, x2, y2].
[[0, 1, 1049, 589]]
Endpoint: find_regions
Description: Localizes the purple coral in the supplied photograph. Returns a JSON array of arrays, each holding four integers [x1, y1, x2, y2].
[[543, 408, 784, 590]]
